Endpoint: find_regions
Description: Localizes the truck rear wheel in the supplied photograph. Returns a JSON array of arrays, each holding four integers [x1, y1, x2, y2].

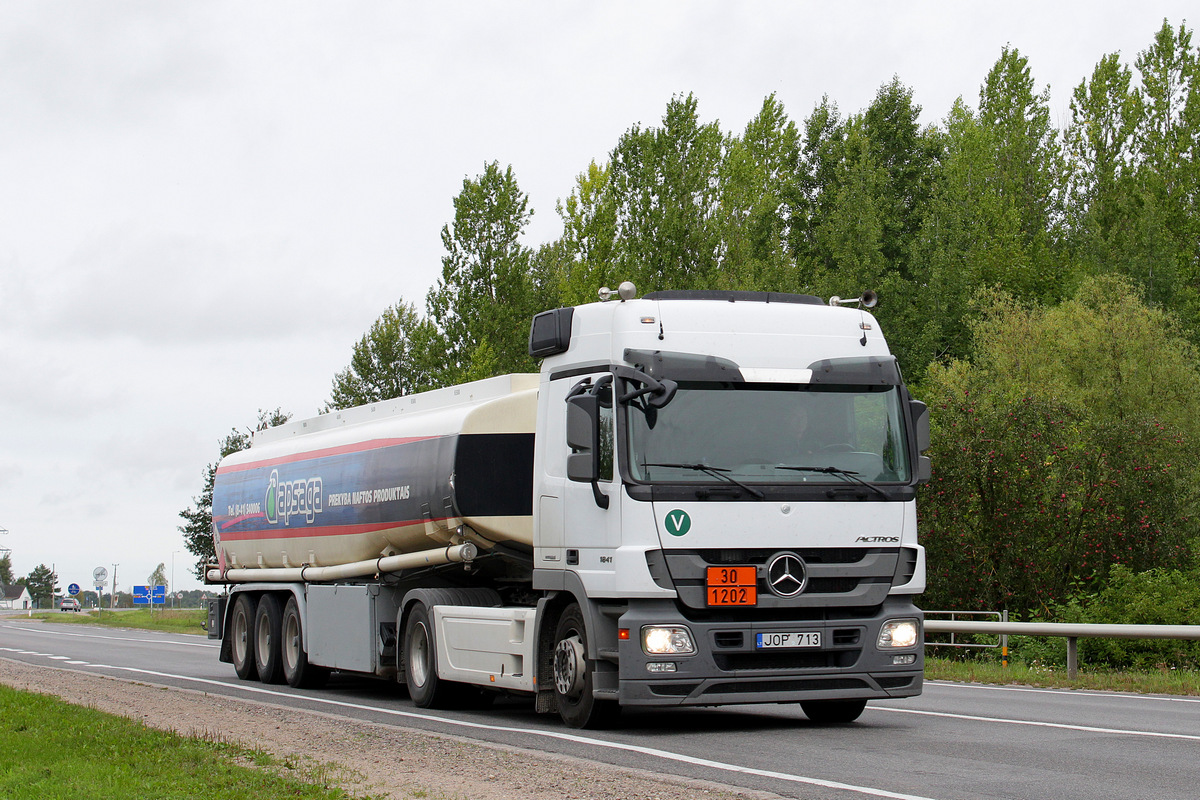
[[404, 603, 455, 708], [800, 699, 867, 723], [230, 594, 258, 681], [281, 596, 328, 689], [552, 603, 617, 729], [254, 594, 285, 684]]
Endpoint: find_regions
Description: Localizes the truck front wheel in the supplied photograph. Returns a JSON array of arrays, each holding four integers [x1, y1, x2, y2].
[[552, 603, 617, 728], [230, 594, 258, 681], [800, 698, 867, 723]]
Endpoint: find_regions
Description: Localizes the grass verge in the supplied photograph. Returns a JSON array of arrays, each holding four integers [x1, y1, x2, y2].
[[924, 655, 1200, 696], [0, 683, 373, 799], [29, 608, 208, 635]]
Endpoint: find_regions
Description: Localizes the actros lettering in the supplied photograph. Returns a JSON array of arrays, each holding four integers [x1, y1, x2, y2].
[[265, 469, 323, 525]]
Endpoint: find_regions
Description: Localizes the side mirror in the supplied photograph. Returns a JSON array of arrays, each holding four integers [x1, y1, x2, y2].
[[910, 400, 931, 484], [566, 393, 600, 483], [910, 400, 930, 453]]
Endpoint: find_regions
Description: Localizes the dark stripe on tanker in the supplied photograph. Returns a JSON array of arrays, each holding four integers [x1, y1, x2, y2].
[[454, 433, 535, 518], [212, 433, 534, 543]]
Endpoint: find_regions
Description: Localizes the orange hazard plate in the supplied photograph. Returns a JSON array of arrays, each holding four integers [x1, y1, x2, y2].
[[706, 566, 757, 606]]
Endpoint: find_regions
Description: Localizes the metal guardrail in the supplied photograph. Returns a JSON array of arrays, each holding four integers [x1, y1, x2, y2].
[[923, 618, 1200, 678], [924, 610, 1005, 650]]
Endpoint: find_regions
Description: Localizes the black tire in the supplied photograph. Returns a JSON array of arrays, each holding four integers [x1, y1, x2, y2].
[[801, 698, 867, 723], [230, 594, 258, 681], [281, 596, 329, 689], [253, 594, 285, 684], [552, 603, 618, 729], [404, 603, 454, 708]]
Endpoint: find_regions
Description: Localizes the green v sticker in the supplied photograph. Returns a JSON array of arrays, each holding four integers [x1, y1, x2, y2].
[[665, 509, 691, 537]]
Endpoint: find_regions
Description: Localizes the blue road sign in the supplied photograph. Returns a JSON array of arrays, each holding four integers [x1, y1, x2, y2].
[[134, 585, 167, 605], [68, 583, 80, 596]]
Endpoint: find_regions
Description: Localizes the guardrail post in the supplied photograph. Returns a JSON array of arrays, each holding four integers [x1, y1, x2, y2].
[[1066, 637, 1078, 679]]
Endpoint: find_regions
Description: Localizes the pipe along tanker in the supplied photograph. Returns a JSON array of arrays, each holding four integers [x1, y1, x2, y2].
[[207, 285, 929, 728]]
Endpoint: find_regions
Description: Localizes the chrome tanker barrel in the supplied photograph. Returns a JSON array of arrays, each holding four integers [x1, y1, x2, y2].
[[209, 374, 538, 581]]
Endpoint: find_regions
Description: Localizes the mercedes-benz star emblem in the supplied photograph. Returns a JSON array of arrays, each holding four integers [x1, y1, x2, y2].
[[767, 552, 808, 597]]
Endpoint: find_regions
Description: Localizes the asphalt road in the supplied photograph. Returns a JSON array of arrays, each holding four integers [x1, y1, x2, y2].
[[2, 617, 1197, 800]]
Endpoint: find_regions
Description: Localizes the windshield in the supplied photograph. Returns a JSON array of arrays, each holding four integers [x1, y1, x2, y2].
[[626, 382, 911, 485]]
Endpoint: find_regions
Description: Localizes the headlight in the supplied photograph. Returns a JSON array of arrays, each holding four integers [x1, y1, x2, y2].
[[642, 625, 696, 655], [877, 619, 920, 649]]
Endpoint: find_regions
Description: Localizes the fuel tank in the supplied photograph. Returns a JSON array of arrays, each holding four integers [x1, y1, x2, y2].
[[211, 374, 538, 572]]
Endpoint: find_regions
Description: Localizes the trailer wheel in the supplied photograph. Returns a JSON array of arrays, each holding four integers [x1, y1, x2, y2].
[[404, 603, 455, 708], [281, 596, 328, 689], [800, 699, 867, 723], [552, 603, 617, 728], [253, 594, 285, 684], [230, 594, 258, 681]]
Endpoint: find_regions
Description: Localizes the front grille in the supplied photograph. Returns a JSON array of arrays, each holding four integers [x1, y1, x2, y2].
[[662, 548, 901, 610]]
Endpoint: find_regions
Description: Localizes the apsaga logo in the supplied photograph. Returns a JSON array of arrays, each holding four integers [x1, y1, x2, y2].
[[265, 469, 324, 525]]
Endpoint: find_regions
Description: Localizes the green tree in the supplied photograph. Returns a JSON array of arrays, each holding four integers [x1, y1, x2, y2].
[[919, 277, 1200, 614], [0, 553, 14, 586], [1064, 53, 1139, 250], [148, 563, 167, 587], [717, 93, 802, 291], [179, 409, 291, 579], [608, 93, 726, 292], [556, 160, 619, 304], [914, 46, 1066, 374], [793, 96, 845, 275], [23, 564, 58, 608], [1128, 19, 1199, 312], [426, 162, 538, 384], [860, 77, 941, 282], [327, 300, 438, 410]]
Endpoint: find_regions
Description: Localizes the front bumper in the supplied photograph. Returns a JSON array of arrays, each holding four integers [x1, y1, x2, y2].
[[615, 597, 923, 706]]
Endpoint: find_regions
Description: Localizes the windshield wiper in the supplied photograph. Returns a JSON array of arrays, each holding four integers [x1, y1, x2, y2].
[[641, 462, 765, 499], [776, 465, 889, 499]]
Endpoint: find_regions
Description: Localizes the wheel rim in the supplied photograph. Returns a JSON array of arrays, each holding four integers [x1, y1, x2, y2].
[[233, 608, 249, 665], [283, 614, 300, 672], [409, 621, 431, 688], [256, 612, 271, 658], [553, 634, 586, 699]]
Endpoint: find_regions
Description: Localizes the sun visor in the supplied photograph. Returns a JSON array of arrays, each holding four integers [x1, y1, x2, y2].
[[623, 349, 744, 382], [806, 355, 901, 385]]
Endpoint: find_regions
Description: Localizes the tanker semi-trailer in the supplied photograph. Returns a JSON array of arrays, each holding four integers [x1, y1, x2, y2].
[[207, 285, 930, 728]]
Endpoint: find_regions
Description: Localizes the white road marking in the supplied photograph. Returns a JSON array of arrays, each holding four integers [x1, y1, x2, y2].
[[0, 623, 217, 649], [926, 679, 1200, 704], [872, 705, 1200, 741], [78, 663, 940, 800]]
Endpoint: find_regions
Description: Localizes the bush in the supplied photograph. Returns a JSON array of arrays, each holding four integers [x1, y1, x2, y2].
[[1015, 566, 1200, 670]]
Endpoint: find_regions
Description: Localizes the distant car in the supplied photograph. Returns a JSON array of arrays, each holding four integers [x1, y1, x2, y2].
[[59, 597, 81, 612]]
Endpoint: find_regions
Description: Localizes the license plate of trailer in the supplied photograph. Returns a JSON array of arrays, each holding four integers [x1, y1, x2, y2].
[[756, 631, 822, 649]]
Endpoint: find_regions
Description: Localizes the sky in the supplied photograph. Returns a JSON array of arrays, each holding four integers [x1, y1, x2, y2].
[[1, 1, 1193, 595]]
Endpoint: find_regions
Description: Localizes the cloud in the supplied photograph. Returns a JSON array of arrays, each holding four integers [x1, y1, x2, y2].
[[0, 4, 223, 133]]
